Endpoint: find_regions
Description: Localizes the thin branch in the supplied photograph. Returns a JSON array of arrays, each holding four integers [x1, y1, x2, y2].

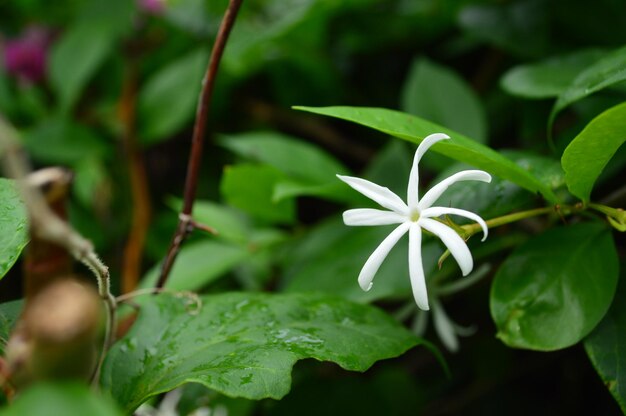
[[0, 116, 116, 379], [156, 0, 243, 289]]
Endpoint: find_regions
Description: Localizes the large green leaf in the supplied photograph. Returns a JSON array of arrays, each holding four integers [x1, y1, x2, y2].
[[500, 49, 606, 99], [491, 222, 618, 351], [0, 383, 122, 416], [138, 48, 209, 145], [101, 292, 421, 413], [402, 58, 486, 142], [0, 180, 28, 280], [585, 270, 626, 413], [0, 300, 22, 354], [561, 102, 626, 202], [550, 45, 626, 127], [294, 106, 557, 202]]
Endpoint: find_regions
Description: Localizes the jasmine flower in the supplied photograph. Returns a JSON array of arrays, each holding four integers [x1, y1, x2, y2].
[[337, 133, 491, 310]]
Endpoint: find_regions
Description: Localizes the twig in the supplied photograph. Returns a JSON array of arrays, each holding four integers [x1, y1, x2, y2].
[[156, 0, 243, 289], [0, 117, 116, 380]]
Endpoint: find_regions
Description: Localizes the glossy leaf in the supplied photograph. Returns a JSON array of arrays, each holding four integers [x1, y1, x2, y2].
[[501, 49, 606, 99], [550, 45, 626, 127], [49, 21, 115, 112], [585, 271, 626, 413], [402, 58, 486, 142], [101, 292, 421, 413], [0, 300, 22, 354], [294, 106, 557, 202], [138, 48, 209, 145], [491, 222, 618, 351], [141, 240, 248, 291], [0, 383, 122, 416], [221, 164, 295, 224], [0, 180, 28, 280], [561, 102, 626, 202]]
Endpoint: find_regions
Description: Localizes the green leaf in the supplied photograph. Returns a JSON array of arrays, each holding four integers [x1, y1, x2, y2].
[[561, 102, 626, 202], [220, 132, 357, 204], [170, 198, 250, 245], [141, 240, 248, 291], [138, 48, 209, 145], [101, 292, 421, 413], [500, 49, 607, 99], [402, 58, 487, 142], [550, 45, 626, 127], [0, 383, 122, 416], [491, 222, 618, 351], [219, 132, 349, 183], [584, 269, 626, 413], [294, 106, 557, 202], [221, 164, 295, 224], [49, 21, 116, 112], [23, 118, 109, 165], [283, 217, 442, 303], [0, 300, 23, 354], [0, 180, 28, 280]]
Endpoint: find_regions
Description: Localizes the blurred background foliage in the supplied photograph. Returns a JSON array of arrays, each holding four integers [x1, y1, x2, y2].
[[1, 0, 625, 414]]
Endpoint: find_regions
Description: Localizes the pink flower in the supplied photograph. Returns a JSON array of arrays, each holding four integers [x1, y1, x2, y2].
[[2, 26, 50, 83], [138, 0, 167, 14]]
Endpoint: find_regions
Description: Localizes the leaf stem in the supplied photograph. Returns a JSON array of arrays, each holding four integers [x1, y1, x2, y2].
[[156, 0, 244, 289]]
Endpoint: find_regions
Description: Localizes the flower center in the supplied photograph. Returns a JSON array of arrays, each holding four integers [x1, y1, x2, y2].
[[410, 209, 420, 222]]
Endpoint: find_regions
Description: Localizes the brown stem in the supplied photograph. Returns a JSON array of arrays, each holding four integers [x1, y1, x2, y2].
[[120, 62, 152, 294], [156, 0, 243, 289]]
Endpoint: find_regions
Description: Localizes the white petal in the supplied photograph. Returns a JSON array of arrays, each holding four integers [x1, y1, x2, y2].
[[408, 223, 429, 310], [357, 222, 410, 292], [421, 206, 489, 241], [407, 133, 450, 208], [419, 218, 473, 276], [417, 170, 492, 210], [431, 297, 459, 353], [343, 209, 405, 226], [337, 174, 408, 214]]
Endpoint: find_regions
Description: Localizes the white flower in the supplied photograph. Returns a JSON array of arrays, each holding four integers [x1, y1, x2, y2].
[[337, 133, 491, 311]]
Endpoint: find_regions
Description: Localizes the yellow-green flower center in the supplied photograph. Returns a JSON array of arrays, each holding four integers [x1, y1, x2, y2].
[[410, 209, 420, 222]]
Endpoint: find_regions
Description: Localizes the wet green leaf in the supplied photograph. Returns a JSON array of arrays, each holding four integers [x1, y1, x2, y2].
[[402, 58, 486, 142], [491, 222, 618, 351], [0, 179, 28, 280], [585, 269, 626, 413], [501, 49, 606, 99], [561, 102, 626, 202], [294, 106, 557, 202], [0, 383, 122, 416], [101, 292, 421, 413]]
